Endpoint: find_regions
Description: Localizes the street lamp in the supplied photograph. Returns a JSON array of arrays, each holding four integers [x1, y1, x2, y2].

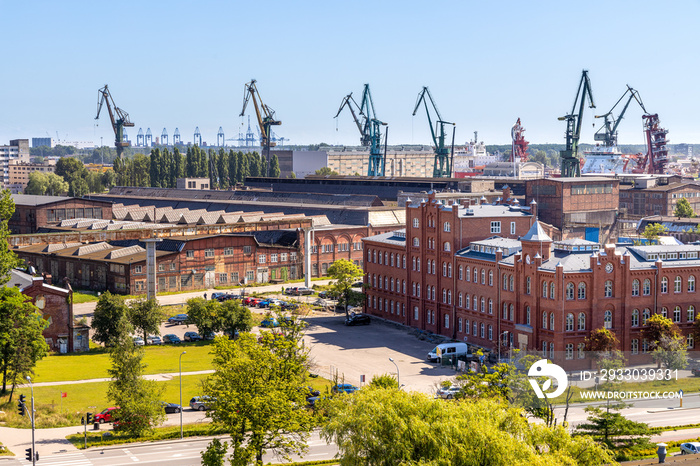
[[26, 376, 36, 466], [389, 357, 400, 389], [179, 351, 186, 439]]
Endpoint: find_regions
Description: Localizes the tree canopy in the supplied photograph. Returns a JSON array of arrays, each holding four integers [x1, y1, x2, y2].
[[327, 259, 364, 318], [25, 171, 69, 196], [641, 223, 668, 242], [673, 198, 696, 218]]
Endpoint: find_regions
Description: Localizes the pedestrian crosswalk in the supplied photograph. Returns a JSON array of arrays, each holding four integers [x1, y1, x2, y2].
[[16, 451, 92, 466]]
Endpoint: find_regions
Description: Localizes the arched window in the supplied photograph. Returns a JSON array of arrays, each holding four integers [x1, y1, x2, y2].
[[689, 275, 696, 293], [443, 221, 451, 232], [565, 344, 574, 360], [412, 257, 416, 270], [550, 283, 556, 299], [502, 303, 508, 319], [643, 279, 651, 295], [688, 305, 695, 322], [550, 312, 555, 330], [378, 275, 382, 289], [480, 323, 485, 338], [390, 278, 394, 291], [480, 297, 485, 313], [488, 270, 493, 286], [674, 276, 682, 293], [673, 306, 681, 323], [604, 310, 612, 329], [447, 290, 452, 304], [448, 263, 452, 278], [689, 334, 695, 349], [443, 242, 451, 252], [578, 312, 586, 330], [458, 293, 463, 307], [473, 267, 478, 282], [488, 299, 493, 314], [604, 280, 613, 298], [642, 308, 650, 325], [631, 339, 639, 355], [403, 255, 406, 269], [412, 282, 416, 296], [416, 258, 420, 272], [458, 317, 462, 333], [578, 282, 586, 300], [373, 250, 376, 263], [442, 262, 447, 277], [509, 304, 514, 321], [473, 295, 478, 310], [578, 343, 586, 359], [632, 309, 639, 327], [417, 285, 421, 297], [542, 341, 548, 357], [372, 274, 376, 287], [444, 314, 449, 329], [661, 307, 668, 318], [566, 313, 574, 331], [632, 279, 640, 296], [431, 286, 436, 300], [412, 237, 419, 247], [542, 311, 547, 329], [458, 266, 463, 280], [481, 269, 486, 284], [661, 277, 668, 293], [466, 266, 471, 282], [509, 275, 514, 291], [526, 277, 531, 295], [488, 324, 493, 340], [465, 294, 470, 309], [426, 284, 431, 299], [442, 289, 447, 303], [566, 282, 575, 300], [526, 306, 531, 325], [379, 253, 383, 265], [402, 280, 406, 294], [390, 254, 394, 267], [503, 273, 508, 290], [542, 281, 548, 298]]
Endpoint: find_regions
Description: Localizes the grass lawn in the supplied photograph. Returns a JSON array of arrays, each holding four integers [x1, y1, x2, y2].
[[33, 341, 217, 383]]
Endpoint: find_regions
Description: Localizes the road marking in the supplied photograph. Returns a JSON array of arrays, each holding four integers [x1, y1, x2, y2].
[[16, 451, 93, 465], [123, 448, 140, 462]]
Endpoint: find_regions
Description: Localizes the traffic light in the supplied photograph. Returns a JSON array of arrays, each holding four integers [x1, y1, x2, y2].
[[18, 394, 25, 416], [25, 448, 32, 461], [86, 412, 93, 424]]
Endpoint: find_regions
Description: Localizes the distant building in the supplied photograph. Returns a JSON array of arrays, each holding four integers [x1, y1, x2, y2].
[[482, 162, 544, 179], [177, 178, 210, 190], [0, 139, 30, 188], [31, 137, 54, 148], [8, 160, 57, 194], [619, 181, 700, 218], [10, 194, 113, 234]]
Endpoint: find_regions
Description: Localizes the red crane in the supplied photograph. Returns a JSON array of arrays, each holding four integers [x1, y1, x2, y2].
[[510, 118, 529, 163]]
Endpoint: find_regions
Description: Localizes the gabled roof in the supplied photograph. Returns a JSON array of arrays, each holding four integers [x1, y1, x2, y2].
[[521, 221, 552, 242]]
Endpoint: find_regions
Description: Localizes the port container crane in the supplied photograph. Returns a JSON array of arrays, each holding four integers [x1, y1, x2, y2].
[[335, 84, 387, 176], [240, 79, 281, 177], [559, 71, 595, 177], [594, 85, 645, 148], [412, 86, 455, 178], [95, 85, 135, 158]]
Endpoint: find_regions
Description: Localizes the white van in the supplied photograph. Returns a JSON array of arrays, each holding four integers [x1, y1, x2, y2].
[[427, 342, 469, 362]]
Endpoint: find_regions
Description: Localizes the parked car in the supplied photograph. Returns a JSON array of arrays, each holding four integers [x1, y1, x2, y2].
[[286, 287, 313, 296], [243, 297, 260, 306], [184, 331, 202, 342], [163, 334, 182, 344], [161, 402, 182, 414], [282, 302, 299, 311], [691, 367, 700, 377], [680, 442, 700, 455], [167, 314, 189, 325], [345, 313, 371, 326], [94, 407, 119, 423], [318, 290, 336, 299], [202, 331, 216, 340], [436, 385, 461, 400], [261, 317, 279, 328], [352, 281, 363, 288], [211, 292, 227, 301], [147, 335, 162, 345], [190, 396, 215, 411], [268, 298, 282, 307], [132, 336, 145, 346], [332, 383, 359, 394], [257, 299, 271, 308]]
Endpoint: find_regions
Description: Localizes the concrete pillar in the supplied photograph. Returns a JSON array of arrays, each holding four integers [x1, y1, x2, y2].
[[143, 238, 162, 300], [304, 228, 312, 288]]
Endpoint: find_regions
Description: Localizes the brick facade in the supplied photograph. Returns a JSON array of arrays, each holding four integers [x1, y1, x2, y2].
[[10, 195, 113, 235]]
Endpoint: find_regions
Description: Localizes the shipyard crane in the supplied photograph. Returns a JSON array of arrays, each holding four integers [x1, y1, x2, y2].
[[558, 70, 595, 177], [335, 84, 388, 176], [240, 80, 281, 177], [511, 118, 529, 163], [95, 85, 135, 158], [412, 86, 455, 178], [594, 85, 646, 148]]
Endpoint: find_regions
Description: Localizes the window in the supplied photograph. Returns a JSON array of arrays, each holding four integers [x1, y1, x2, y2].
[[224, 247, 234, 256], [688, 305, 695, 322], [480, 297, 485, 313], [503, 303, 508, 319], [673, 306, 681, 323], [577, 282, 586, 300], [643, 279, 651, 295], [604, 310, 612, 329], [510, 222, 516, 235], [490, 221, 501, 233], [412, 237, 419, 247], [604, 280, 613, 298], [509, 275, 514, 291], [458, 318, 463, 333], [205, 248, 215, 258], [413, 218, 419, 228], [270, 253, 278, 263], [443, 221, 451, 232], [473, 267, 478, 282], [526, 306, 531, 325], [689, 334, 695, 349], [565, 344, 574, 360], [550, 283, 555, 299], [661, 307, 668, 318], [566, 282, 574, 300], [542, 311, 547, 329], [414, 306, 419, 320], [243, 245, 252, 254], [442, 262, 447, 277], [291, 252, 297, 262], [488, 324, 493, 340], [674, 276, 682, 293], [444, 314, 449, 329], [134, 265, 142, 273], [550, 342, 554, 357], [170, 262, 176, 270], [489, 270, 493, 286], [542, 341, 547, 358], [281, 253, 288, 262], [642, 339, 649, 353], [632, 309, 639, 327], [473, 321, 477, 336], [466, 267, 470, 282], [542, 281, 548, 298], [158, 263, 164, 272], [459, 266, 463, 280], [488, 299, 493, 314], [578, 312, 586, 330], [632, 279, 640, 296], [526, 277, 531, 294], [390, 254, 394, 267], [465, 294, 470, 309], [550, 313, 554, 330], [480, 323, 485, 338], [412, 257, 416, 270], [689, 275, 696, 292], [566, 313, 574, 331], [219, 273, 227, 283], [503, 274, 508, 290], [458, 293, 463, 307], [481, 269, 486, 284], [186, 250, 194, 259], [448, 264, 452, 278], [442, 289, 447, 303], [417, 259, 420, 272], [578, 343, 586, 359], [258, 254, 266, 264], [661, 277, 668, 293], [474, 295, 478, 310], [402, 255, 406, 268], [643, 308, 650, 325], [631, 339, 639, 355], [447, 290, 452, 304]]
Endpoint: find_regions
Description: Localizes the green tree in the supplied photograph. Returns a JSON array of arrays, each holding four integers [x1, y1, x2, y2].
[[642, 314, 680, 350], [69, 178, 89, 197], [102, 169, 116, 190], [91, 292, 129, 346], [585, 328, 619, 354], [219, 300, 253, 337], [85, 171, 105, 193], [673, 197, 696, 218], [204, 328, 313, 465], [217, 148, 229, 189], [327, 259, 364, 318], [0, 191, 21, 278], [173, 147, 185, 185], [322, 388, 615, 466], [641, 223, 668, 242], [269, 154, 281, 178], [149, 148, 161, 187], [201, 438, 229, 466], [651, 334, 688, 370], [0, 287, 49, 399], [107, 317, 166, 437], [55, 157, 87, 184], [576, 404, 652, 454], [369, 373, 398, 389], [314, 166, 339, 176], [25, 172, 67, 195], [128, 298, 163, 344], [186, 297, 221, 336]]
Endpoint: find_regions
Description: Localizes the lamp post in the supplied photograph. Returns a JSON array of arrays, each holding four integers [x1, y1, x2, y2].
[[389, 357, 400, 389], [179, 351, 186, 439], [26, 376, 36, 466]]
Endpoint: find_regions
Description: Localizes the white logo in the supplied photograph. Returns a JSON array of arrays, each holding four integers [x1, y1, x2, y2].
[[528, 359, 568, 399]]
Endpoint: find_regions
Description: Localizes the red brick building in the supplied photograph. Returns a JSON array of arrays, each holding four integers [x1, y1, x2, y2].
[[619, 182, 700, 218], [364, 194, 699, 369], [10, 194, 113, 234]]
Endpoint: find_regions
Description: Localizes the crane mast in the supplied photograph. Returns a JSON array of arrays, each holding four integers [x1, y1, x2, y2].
[[95, 85, 134, 158], [511, 118, 529, 163], [559, 70, 595, 177], [240, 80, 280, 177], [335, 84, 387, 176], [412, 86, 455, 178], [594, 85, 646, 148]]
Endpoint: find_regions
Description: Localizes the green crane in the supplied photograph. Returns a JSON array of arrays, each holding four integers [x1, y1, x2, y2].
[[95, 85, 135, 159], [594, 85, 646, 148], [335, 84, 387, 176], [559, 70, 595, 177], [412, 86, 455, 178]]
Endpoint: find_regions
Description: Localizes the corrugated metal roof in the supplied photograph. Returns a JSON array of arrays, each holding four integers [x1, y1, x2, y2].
[[43, 242, 83, 253], [107, 245, 145, 259], [73, 242, 113, 256]]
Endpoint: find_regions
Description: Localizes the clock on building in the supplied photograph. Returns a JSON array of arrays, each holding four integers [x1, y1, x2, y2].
[[605, 263, 613, 273]]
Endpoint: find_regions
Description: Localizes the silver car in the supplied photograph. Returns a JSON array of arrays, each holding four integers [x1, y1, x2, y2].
[[189, 396, 215, 411], [680, 442, 700, 455], [436, 385, 461, 399]]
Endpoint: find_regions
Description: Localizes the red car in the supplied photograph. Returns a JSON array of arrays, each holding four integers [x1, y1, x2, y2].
[[94, 407, 120, 423], [243, 297, 260, 306]]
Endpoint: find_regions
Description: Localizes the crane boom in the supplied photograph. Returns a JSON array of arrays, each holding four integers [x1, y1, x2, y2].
[[95, 85, 134, 158], [240, 80, 281, 177], [412, 86, 455, 178], [594, 85, 646, 147], [334, 93, 366, 144], [559, 70, 595, 177]]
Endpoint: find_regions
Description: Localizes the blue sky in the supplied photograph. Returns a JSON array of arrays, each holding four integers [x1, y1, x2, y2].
[[1, 0, 698, 148]]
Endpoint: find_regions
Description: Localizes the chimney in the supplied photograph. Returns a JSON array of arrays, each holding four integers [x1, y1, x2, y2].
[[502, 185, 512, 204], [530, 199, 538, 218], [43, 273, 52, 285]]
